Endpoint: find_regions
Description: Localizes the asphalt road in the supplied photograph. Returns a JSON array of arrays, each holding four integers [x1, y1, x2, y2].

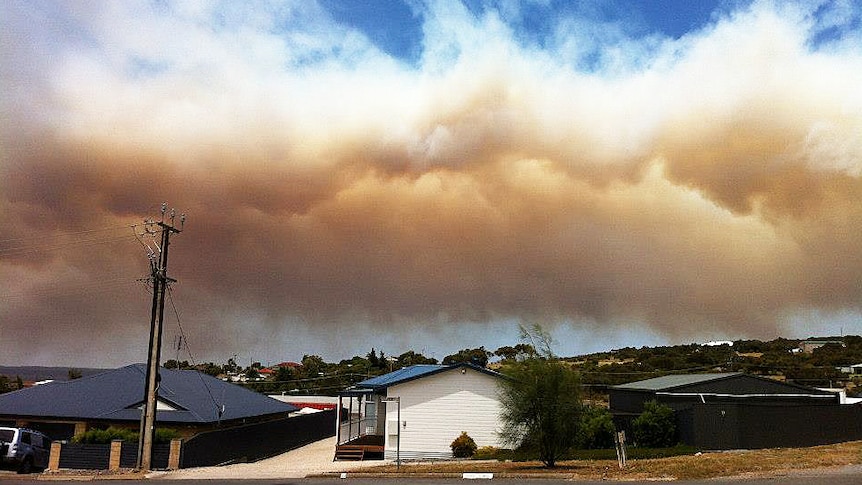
[[1, 477, 862, 485]]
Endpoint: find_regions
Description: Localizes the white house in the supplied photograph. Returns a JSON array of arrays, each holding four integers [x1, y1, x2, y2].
[[336, 363, 507, 461], [838, 363, 862, 375]]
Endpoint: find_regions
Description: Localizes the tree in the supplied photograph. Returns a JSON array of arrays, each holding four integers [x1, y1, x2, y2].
[[274, 365, 296, 382], [0, 375, 12, 394], [498, 325, 582, 468], [495, 344, 536, 362], [198, 362, 222, 377], [67, 368, 83, 380], [494, 346, 519, 361], [367, 348, 380, 367], [301, 354, 326, 377], [396, 350, 438, 367], [632, 400, 676, 448], [443, 347, 491, 367]]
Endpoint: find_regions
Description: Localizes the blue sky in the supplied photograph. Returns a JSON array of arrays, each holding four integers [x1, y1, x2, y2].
[[316, 1, 860, 67], [322, 0, 736, 62], [2, 1, 862, 366]]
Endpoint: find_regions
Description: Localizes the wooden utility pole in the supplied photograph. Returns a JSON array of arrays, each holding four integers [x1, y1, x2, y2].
[[137, 204, 183, 470]]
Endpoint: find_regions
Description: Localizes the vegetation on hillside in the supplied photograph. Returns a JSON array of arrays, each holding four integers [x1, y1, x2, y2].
[[570, 335, 862, 391], [7, 335, 857, 396]]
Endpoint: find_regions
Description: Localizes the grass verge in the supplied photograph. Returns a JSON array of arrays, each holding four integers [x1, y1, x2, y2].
[[354, 440, 862, 481]]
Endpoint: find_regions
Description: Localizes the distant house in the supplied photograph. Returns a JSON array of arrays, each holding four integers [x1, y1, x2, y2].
[[270, 395, 339, 411], [609, 373, 862, 450], [257, 367, 274, 377], [336, 363, 506, 461], [838, 363, 862, 375], [702, 340, 733, 347], [798, 339, 845, 354], [0, 364, 297, 441]]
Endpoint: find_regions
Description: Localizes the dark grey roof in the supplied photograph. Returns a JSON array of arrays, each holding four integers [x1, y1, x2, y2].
[[613, 373, 740, 391], [0, 364, 297, 424], [354, 363, 505, 390], [612, 372, 836, 396]]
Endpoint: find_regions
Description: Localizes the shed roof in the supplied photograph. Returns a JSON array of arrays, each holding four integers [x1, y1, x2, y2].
[[0, 364, 297, 424], [614, 373, 741, 391], [612, 372, 836, 396], [353, 363, 505, 391]]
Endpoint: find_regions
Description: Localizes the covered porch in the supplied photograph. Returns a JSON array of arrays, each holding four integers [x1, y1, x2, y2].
[[335, 389, 385, 460]]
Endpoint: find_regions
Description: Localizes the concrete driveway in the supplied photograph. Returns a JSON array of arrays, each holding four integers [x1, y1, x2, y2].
[[152, 437, 388, 479]]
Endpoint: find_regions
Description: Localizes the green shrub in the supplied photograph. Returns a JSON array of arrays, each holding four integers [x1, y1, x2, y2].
[[472, 446, 516, 461], [632, 400, 677, 448], [450, 431, 478, 458], [72, 427, 137, 444], [72, 426, 180, 444], [154, 428, 180, 443], [578, 406, 616, 449]]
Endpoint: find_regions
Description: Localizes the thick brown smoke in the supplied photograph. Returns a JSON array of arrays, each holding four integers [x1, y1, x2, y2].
[[2, 2, 861, 366]]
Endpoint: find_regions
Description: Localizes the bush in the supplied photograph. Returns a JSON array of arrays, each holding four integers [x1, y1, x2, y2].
[[154, 428, 180, 443], [632, 400, 677, 448], [451, 431, 478, 458], [472, 446, 516, 461], [472, 446, 497, 460], [72, 426, 180, 444], [578, 406, 616, 449], [72, 427, 137, 444]]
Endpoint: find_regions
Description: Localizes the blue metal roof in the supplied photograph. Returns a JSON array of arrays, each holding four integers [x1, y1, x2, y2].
[[355, 363, 505, 390], [0, 364, 297, 424]]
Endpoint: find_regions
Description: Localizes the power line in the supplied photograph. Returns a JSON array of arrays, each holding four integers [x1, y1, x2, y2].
[[0, 223, 134, 245], [0, 271, 153, 307], [166, 286, 221, 417], [0, 224, 144, 257], [0, 233, 138, 257]]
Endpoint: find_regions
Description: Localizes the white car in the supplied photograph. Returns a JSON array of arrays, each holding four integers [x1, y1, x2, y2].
[[0, 427, 51, 473]]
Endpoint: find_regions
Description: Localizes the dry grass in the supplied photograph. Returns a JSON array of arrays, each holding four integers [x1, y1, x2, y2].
[[353, 441, 862, 481]]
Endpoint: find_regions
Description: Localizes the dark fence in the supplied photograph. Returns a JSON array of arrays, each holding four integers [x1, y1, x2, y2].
[[57, 442, 170, 470], [57, 443, 110, 470], [677, 403, 862, 450], [180, 409, 336, 468], [118, 442, 170, 469]]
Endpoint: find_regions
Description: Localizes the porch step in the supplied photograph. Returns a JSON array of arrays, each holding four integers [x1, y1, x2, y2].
[[335, 446, 366, 461]]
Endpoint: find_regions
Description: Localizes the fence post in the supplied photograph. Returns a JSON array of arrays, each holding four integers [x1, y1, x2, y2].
[[48, 442, 62, 471], [109, 440, 122, 471], [168, 439, 182, 470]]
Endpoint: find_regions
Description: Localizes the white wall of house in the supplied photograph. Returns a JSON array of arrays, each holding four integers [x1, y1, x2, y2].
[[382, 367, 504, 460]]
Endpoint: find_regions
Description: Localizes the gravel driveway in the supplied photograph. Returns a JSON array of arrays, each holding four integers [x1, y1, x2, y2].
[[153, 437, 389, 479]]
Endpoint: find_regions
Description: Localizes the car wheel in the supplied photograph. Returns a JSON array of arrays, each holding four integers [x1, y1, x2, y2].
[[17, 457, 33, 474]]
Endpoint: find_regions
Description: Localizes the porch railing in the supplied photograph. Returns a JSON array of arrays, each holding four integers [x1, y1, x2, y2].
[[338, 415, 378, 445]]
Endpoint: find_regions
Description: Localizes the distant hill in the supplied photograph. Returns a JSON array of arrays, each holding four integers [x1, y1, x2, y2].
[[0, 366, 107, 382]]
